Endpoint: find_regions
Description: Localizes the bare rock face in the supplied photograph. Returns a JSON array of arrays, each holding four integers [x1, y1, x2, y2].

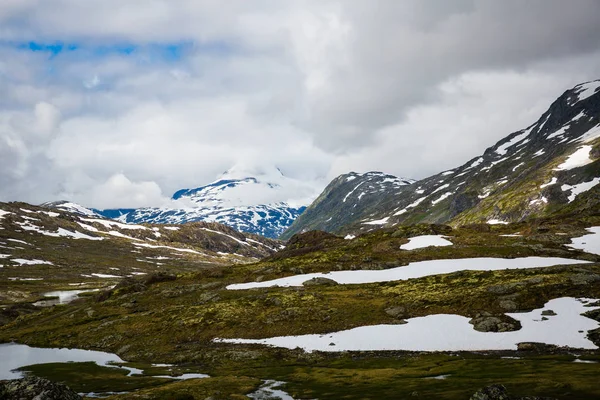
[[0, 376, 82, 400]]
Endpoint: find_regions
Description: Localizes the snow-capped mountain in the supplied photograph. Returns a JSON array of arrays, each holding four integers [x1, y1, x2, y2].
[[283, 79, 600, 237], [280, 172, 415, 238], [94, 167, 315, 239]]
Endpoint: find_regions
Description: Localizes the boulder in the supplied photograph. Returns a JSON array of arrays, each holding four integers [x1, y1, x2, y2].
[[470, 384, 558, 400], [469, 314, 521, 332], [0, 377, 82, 400], [385, 306, 407, 319], [470, 384, 511, 400], [302, 277, 338, 286]]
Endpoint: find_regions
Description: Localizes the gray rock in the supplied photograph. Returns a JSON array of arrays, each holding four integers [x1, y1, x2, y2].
[[385, 306, 407, 319], [498, 299, 518, 311], [470, 384, 558, 400], [541, 310, 556, 316], [470, 384, 511, 400], [302, 277, 338, 286], [469, 315, 521, 332], [569, 273, 600, 285], [0, 377, 82, 400], [487, 282, 525, 295]]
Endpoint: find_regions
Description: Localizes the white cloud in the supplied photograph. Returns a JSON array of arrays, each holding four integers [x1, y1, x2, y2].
[[0, 1, 599, 208], [88, 173, 166, 209]]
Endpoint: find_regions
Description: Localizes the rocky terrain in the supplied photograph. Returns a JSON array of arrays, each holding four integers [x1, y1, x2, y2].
[[0, 201, 280, 310], [1, 210, 599, 398]]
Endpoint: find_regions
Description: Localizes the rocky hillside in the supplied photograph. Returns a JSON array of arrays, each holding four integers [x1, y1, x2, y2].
[[0, 201, 280, 305], [280, 172, 415, 239], [283, 80, 600, 237]]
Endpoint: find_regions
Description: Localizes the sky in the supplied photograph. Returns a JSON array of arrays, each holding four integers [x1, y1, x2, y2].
[[1, 0, 600, 209]]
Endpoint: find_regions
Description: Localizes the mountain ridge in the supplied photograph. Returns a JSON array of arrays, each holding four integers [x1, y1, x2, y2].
[[282, 80, 600, 238]]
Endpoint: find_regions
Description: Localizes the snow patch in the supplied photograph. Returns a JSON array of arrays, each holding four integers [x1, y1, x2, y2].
[[568, 227, 600, 255], [11, 259, 53, 266], [554, 146, 594, 171], [561, 178, 600, 202], [227, 257, 587, 290], [362, 217, 390, 226], [216, 297, 599, 352], [540, 177, 557, 189], [400, 235, 453, 250]]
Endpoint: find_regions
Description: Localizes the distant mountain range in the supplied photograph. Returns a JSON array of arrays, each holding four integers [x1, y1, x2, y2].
[[46, 168, 314, 239], [282, 79, 600, 238]]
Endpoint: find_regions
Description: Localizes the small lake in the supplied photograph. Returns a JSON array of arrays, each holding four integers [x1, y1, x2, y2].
[[0, 342, 132, 380], [0, 343, 209, 381]]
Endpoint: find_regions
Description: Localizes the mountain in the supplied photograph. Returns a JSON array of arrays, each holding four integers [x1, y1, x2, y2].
[[280, 172, 415, 239], [0, 200, 280, 303], [283, 80, 600, 238], [52, 167, 315, 239]]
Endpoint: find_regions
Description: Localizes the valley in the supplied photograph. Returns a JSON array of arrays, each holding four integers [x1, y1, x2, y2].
[[1, 81, 600, 400]]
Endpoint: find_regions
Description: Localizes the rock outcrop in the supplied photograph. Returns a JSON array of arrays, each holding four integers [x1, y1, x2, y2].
[[0, 377, 82, 400]]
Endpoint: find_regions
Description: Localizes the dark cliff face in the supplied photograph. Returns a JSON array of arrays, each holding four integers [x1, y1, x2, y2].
[[283, 80, 600, 237]]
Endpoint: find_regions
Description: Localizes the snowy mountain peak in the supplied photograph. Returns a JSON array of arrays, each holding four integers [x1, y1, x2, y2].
[[85, 166, 320, 238]]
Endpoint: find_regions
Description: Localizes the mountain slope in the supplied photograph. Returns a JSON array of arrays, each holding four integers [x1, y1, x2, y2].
[[94, 170, 311, 239], [0, 201, 281, 305], [283, 80, 600, 237], [280, 172, 415, 239]]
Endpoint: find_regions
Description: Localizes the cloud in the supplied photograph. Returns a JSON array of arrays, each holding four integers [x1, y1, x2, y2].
[[88, 173, 166, 209], [0, 1, 599, 208]]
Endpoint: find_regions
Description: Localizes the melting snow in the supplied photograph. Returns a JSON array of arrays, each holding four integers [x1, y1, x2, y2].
[[554, 145, 594, 171], [81, 218, 147, 230], [432, 184, 450, 194], [226, 257, 588, 290], [0, 210, 12, 219], [495, 130, 530, 156], [532, 149, 545, 157], [579, 124, 600, 143], [512, 162, 525, 172], [133, 242, 202, 254], [163, 226, 180, 231], [432, 192, 453, 205], [540, 177, 558, 188], [344, 234, 356, 240], [7, 239, 29, 245], [200, 228, 250, 246], [468, 157, 484, 169], [573, 81, 600, 104], [39, 211, 60, 217], [487, 219, 509, 225], [568, 227, 600, 255], [400, 235, 453, 250], [547, 125, 568, 140], [216, 297, 599, 352], [11, 259, 53, 266], [342, 182, 365, 203], [91, 273, 121, 278], [362, 217, 390, 225], [561, 178, 600, 202]]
